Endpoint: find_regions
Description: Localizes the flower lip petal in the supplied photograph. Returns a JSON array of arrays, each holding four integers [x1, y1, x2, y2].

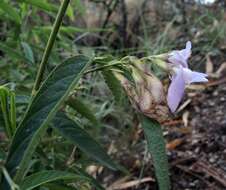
[[186, 41, 192, 51], [182, 68, 208, 84], [167, 68, 186, 112]]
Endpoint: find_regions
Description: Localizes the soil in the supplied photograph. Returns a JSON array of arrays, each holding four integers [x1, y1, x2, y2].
[[169, 79, 226, 190], [98, 62, 226, 190]]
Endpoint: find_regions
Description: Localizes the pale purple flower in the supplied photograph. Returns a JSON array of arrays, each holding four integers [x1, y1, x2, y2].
[[168, 41, 192, 68], [167, 41, 208, 112]]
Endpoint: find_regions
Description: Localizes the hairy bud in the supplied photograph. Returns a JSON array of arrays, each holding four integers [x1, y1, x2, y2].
[[116, 64, 169, 123]]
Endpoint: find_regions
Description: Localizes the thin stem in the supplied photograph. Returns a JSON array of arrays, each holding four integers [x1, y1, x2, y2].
[[0, 88, 12, 138], [32, 0, 70, 95], [10, 92, 16, 135], [1, 167, 19, 190], [84, 62, 122, 74]]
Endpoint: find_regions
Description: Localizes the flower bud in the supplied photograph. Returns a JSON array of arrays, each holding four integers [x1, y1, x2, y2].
[[151, 58, 169, 71], [116, 65, 169, 123]]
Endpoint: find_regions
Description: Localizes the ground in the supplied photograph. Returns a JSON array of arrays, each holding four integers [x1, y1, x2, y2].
[[97, 55, 226, 190]]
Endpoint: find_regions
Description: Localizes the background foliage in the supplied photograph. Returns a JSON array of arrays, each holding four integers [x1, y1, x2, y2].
[[0, 0, 225, 189]]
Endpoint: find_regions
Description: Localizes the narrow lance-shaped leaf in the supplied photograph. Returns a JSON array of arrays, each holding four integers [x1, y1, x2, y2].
[[0, 1, 21, 24], [0, 108, 4, 128], [141, 116, 170, 190], [21, 42, 35, 64], [44, 167, 105, 190], [0, 87, 10, 137], [34, 26, 112, 35], [52, 112, 118, 171], [15, 95, 30, 105], [0, 42, 29, 62], [0, 87, 14, 138], [66, 96, 99, 126], [4, 55, 91, 185], [44, 183, 77, 190], [19, 170, 87, 190], [102, 70, 125, 105], [66, 4, 75, 21], [73, 167, 104, 190], [18, 0, 58, 12], [9, 92, 17, 136]]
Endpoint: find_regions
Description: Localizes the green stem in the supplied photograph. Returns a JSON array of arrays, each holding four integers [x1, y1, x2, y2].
[[84, 62, 122, 74], [0, 88, 12, 138], [1, 167, 19, 190], [9, 92, 16, 135], [32, 0, 70, 95]]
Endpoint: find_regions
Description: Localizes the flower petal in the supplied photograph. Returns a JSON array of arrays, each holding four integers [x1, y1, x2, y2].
[[186, 41, 192, 49], [167, 68, 185, 112], [182, 68, 208, 84], [168, 41, 192, 68], [168, 51, 184, 66], [181, 41, 192, 59]]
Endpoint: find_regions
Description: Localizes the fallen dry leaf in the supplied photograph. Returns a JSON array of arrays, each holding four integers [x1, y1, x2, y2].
[[182, 111, 189, 127], [176, 99, 192, 113], [166, 138, 184, 150], [162, 119, 183, 127], [216, 62, 226, 77], [107, 177, 154, 190], [206, 54, 214, 75]]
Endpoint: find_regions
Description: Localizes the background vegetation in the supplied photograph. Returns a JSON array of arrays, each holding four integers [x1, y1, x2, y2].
[[0, 0, 226, 189]]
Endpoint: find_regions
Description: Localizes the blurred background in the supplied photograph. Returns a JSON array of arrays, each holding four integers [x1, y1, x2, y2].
[[0, 0, 226, 189]]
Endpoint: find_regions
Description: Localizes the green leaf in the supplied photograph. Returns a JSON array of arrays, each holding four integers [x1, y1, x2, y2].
[[21, 42, 35, 64], [73, 167, 104, 190], [44, 183, 77, 190], [66, 4, 75, 21], [102, 70, 125, 104], [0, 87, 10, 137], [66, 97, 99, 126], [141, 116, 170, 190], [74, 0, 85, 15], [4, 55, 91, 185], [52, 112, 118, 171], [19, 170, 85, 190], [0, 42, 28, 62], [45, 167, 105, 190], [0, 109, 4, 129], [15, 95, 30, 105], [0, 86, 14, 138], [18, 0, 58, 12], [34, 26, 112, 35], [9, 92, 16, 135], [0, 1, 21, 24]]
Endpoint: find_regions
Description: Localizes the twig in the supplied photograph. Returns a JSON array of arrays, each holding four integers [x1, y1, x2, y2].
[[175, 164, 215, 189], [170, 156, 195, 167], [102, 0, 119, 31], [191, 161, 226, 187], [205, 77, 226, 87], [97, 0, 119, 44], [120, 0, 128, 48], [162, 119, 183, 126]]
